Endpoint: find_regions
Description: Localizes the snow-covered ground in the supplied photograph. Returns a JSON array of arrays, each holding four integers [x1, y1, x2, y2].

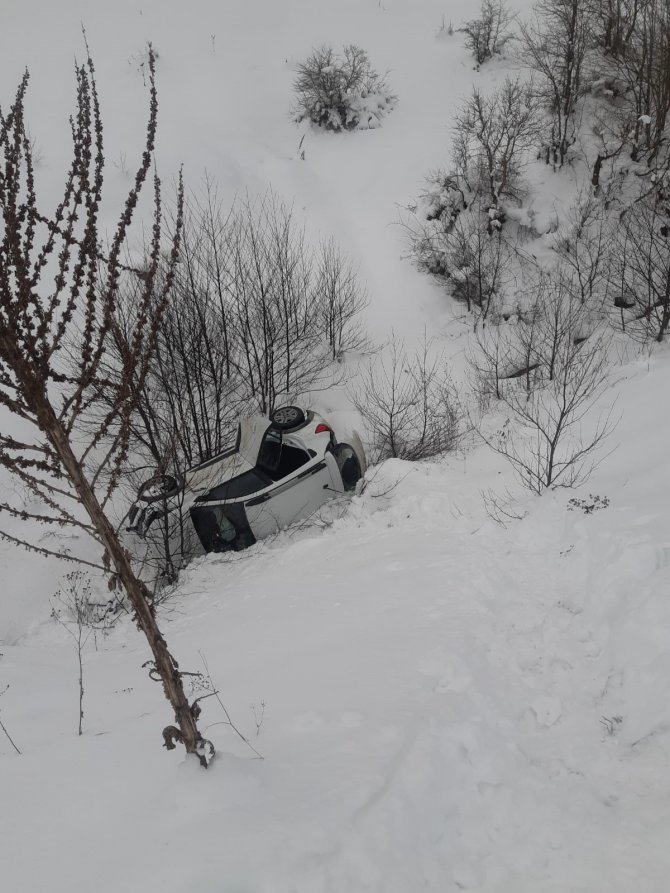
[[1, 2, 670, 891]]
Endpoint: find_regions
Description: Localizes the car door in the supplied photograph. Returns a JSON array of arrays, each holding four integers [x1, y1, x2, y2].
[[244, 452, 341, 540]]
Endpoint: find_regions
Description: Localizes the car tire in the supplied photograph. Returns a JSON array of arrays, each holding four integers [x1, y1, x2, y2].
[[270, 405, 306, 431], [137, 473, 181, 503], [335, 443, 362, 492]]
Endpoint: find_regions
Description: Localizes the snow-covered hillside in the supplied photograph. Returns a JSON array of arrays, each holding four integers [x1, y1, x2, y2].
[[1, 2, 669, 891]]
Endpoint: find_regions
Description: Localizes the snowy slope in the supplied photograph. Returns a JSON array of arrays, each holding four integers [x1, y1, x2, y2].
[[2, 348, 670, 892], [1, 1, 670, 892]]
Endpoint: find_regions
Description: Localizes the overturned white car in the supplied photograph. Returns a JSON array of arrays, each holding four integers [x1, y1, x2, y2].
[[128, 406, 366, 554]]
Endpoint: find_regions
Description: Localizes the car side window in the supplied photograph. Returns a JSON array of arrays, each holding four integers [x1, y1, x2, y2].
[[257, 428, 282, 474]]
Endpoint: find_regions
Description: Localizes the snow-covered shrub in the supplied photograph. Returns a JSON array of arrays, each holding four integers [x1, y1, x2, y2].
[[444, 207, 513, 317], [292, 44, 396, 132], [352, 337, 460, 463], [460, 0, 514, 67], [404, 78, 539, 319], [403, 187, 512, 319], [402, 171, 468, 278]]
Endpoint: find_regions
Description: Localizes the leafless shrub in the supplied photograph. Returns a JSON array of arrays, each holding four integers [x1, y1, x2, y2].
[[474, 280, 616, 492], [51, 571, 120, 736], [352, 336, 461, 462], [316, 237, 370, 359], [553, 192, 613, 308], [446, 204, 515, 317], [460, 0, 515, 66], [221, 190, 346, 411], [482, 487, 528, 526], [292, 44, 396, 131], [469, 304, 543, 409]]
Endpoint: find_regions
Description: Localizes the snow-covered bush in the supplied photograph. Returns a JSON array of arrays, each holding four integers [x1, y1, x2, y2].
[[404, 185, 513, 319], [402, 170, 468, 278], [443, 207, 513, 317], [460, 0, 514, 67], [404, 77, 540, 319], [352, 337, 460, 463], [292, 44, 396, 132]]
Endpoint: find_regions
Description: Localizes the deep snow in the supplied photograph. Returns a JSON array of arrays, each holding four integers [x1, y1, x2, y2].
[[1, 2, 670, 892]]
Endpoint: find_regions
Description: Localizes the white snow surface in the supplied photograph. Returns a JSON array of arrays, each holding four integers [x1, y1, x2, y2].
[[1, 2, 670, 892]]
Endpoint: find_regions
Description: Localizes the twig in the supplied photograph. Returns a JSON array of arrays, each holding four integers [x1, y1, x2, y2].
[[199, 652, 264, 759], [0, 685, 21, 754]]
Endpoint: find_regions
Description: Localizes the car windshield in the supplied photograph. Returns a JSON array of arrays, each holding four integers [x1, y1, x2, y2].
[[190, 504, 256, 553]]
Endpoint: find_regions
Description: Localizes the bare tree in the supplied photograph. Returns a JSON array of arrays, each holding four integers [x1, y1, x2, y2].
[[316, 237, 370, 360], [0, 48, 212, 763], [521, 0, 590, 167], [224, 190, 335, 413], [461, 0, 515, 66], [352, 336, 460, 462], [587, 0, 645, 59], [474, 280, 616, 492], [553, 193, 613, 307], [453, 77, 540, 216], [604, 0, 670, 164], [610, 196, 670, 342]]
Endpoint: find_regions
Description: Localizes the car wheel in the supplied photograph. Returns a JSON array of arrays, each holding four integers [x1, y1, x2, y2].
[[270, 405, 306, 431], [137, 473, 181, 503], [335, 443, 362, 492]]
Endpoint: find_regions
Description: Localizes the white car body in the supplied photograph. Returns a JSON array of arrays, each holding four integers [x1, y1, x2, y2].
[[128, 408, 366, 554]]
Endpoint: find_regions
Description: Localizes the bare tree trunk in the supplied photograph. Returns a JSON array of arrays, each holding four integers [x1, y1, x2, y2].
[[37, 395, 204, 759]]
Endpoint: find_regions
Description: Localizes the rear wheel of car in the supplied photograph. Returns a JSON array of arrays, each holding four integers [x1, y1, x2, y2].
[[335, 443, 362, 492], [137, 473, 181, 503], [270, 405, 306, 431]]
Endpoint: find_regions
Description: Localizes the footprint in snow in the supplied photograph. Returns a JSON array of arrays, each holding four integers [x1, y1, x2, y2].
[[531, 696, 562, 727], [290, 711, 325, 733]]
